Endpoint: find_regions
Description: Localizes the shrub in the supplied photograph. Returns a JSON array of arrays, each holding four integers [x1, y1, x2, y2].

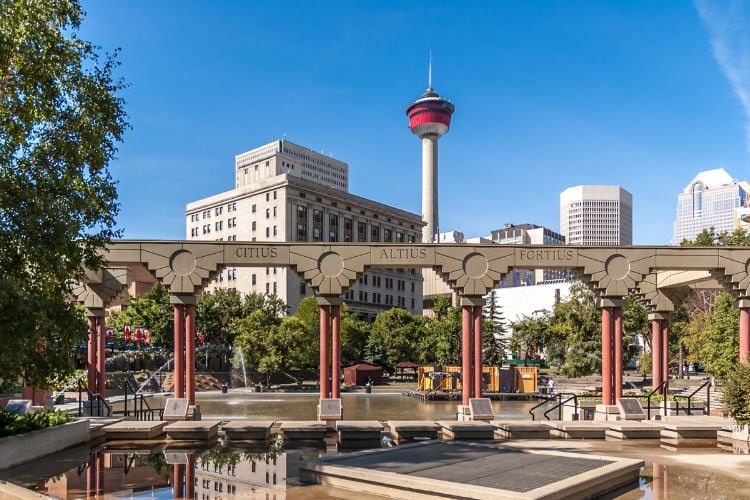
[[723, 362, 750, 425], [0, 409, 72, 438]]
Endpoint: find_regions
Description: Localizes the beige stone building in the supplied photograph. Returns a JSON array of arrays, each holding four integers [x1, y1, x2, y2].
[[186, 140, 423, 319], [560, 185, 633, 245]]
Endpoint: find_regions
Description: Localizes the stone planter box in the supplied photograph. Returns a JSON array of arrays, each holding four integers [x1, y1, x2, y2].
[[0, 419, 89, 471]]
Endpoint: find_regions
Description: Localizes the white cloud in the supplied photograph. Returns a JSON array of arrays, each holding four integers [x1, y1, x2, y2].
[[695, 0, 750, 152]]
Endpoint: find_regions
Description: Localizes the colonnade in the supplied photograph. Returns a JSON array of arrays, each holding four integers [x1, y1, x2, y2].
[[460, 300, 484, 405], [172, 298, 197, 405], [85, 310, 106, 397], [318, 298, 342, 399]]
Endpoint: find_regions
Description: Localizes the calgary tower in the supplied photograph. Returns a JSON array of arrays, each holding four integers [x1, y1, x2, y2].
[[405, 61, 455, 243]]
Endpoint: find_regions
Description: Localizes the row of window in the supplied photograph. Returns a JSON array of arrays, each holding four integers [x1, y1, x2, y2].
[[296, 206, 416, 243], [344, 289, 413, 308]]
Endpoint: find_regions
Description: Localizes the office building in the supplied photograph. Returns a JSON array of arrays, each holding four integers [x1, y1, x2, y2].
[[560, 185, 633, 245], [490, 223, 568, 285], [673, 168, 750, 244], [186, 140, 423, 319]]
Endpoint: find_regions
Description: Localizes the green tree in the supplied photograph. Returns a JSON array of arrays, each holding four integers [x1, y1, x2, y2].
[[422, 297, 461, 365], [369, 308, 426, 365], [723, 361, 750, 425], [482, 290, 508, 365], [682, 292, 739, 378], [0, 1, 127, 389], [196, 288, 246, 346], [548, 282, 600, 377], [107, 283, 172, 346]]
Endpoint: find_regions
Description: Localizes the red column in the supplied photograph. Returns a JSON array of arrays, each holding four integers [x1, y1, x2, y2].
[[173, 463, 185, 499], [661, 319, 669, 392], [97, 317, 106, 399], [652, 319, 663, 394], [186, 455, 195, 500], [331, 305, 341, 399], [461, 305, 473, 405], [614, 307, 623, 401], [319, 305, 330, 399], [87, 316, 97, 393], [173, 305, 185, 398], [473, 305, 483, 399], [185, 304, 196, 405], [740, 307, 750, 364], [601, 307, 613, 405]]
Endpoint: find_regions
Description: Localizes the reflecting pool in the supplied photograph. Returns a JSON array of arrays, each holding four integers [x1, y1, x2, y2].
[[2, 438, 749, 499], [110, 392, 551, 421]]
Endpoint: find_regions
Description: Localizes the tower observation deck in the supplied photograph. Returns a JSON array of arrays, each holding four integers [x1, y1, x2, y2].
[[406, 86, 455, 243]]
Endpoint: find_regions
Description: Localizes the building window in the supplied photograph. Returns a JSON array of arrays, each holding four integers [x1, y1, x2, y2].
[[297, 206, 308, 240], [251, 274, 256, 285], [266, 227, 270, 237], [408, 234, 415, 243], [266, 208, 270, 219], [273, 225, 277, 236], [329, 214, 339, 241], [273, 190, 277, 200], [252, 221, 256, 231], [266, 193, 270, 202], [344, 218, 353, 242], [252, 204, 256, 213], [357, 221, 367, 242], [371, 225, 380, 242], [313, 209, 323, 241], [265, 283, 270, 294], [273, 206, 277, 217], [384, 228, 393, 242], [300, 282, 306, 295]]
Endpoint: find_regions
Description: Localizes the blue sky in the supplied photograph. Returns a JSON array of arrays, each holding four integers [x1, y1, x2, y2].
[[80, 1, 750, 244]]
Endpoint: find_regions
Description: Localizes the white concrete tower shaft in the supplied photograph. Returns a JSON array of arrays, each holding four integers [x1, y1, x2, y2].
[[421, 134, 439, 242]]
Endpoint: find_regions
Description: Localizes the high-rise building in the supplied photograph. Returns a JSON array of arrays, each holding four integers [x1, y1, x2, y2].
[[672, 168, 750, 244], [186, 140, 424, 319], [560, 186, 633, 245], [490, 223, 568, 285]]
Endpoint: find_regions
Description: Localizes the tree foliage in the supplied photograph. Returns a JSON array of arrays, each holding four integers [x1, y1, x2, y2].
[[369, 307, 426, 365], [0, 0, 128, 389], [723, 361, 750, 425], [107, 283, 172, 346], [482, 290, 508, 365], [682, 293, 739, 378]]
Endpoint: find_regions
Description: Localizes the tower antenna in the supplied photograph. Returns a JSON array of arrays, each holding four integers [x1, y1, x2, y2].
[[428, 51, 432, 90]]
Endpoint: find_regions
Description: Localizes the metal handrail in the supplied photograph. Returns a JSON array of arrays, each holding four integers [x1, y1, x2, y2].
[[77, 381, 111, 417], [529, 393, 558, 421], [646, 380, 669, 420], [543, 393, 578, 421], [685, 379, 711, 416], [123, 379, 154, 420]]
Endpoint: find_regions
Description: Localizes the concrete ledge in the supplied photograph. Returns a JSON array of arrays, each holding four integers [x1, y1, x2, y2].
[[0, 420, 89, 471], [164, 421, 219, 440], [104, 420, 168, 440], [606, 422, 663, 440], [494, 421, 551, 439], [222, 420, 273, 441], [438, 421, 495, 440], [550, 422, 606, 439], [387, 421, 440, 443], [280, 421, 327, 441]]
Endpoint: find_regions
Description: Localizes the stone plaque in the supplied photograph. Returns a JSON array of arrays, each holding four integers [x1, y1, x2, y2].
[[319, 398, 342, 419], [4, 399, 30, 415], [469, 398, 494, 420], [164, 398, 189, 420], [616, 398, 645, 419]]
